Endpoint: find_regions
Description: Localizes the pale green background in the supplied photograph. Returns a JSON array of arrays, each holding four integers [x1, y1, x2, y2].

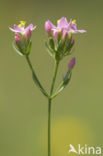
[[0, 0, 103, 156]]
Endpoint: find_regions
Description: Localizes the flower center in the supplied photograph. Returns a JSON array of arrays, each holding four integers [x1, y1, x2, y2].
[[18, 21, 26, 28], [72, 20, 76, 24], [57, 19, 60, 24]]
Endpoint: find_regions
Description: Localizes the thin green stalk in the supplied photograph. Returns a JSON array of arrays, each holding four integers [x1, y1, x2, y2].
[[48, 98, 51, 156], [50, 61, 59, 95], [48, 61, 59, 156], [25, 55, 49, 98], [50, 82, 64, 99], [26, 55, 59, 156], [50, 69, 72, 99]]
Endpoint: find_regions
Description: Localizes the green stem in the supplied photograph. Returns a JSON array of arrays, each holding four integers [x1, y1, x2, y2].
[[50, 82, 64, 99], [25, 55, 49, 98], [48, 61, 59, 156], [26, 55, 59, 156], [50, 61, 59, 95], [48, 98, 51, 156]]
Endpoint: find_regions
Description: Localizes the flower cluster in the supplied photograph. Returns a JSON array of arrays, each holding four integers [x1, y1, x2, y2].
[[9, 18, 86, 73], [9, 21, 36, 55], [45, 17, 86, 61]]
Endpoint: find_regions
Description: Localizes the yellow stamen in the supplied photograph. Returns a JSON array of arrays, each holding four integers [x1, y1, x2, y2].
[[58, 29, 61, 33], [72, 20, 76, 24], [57, 19, 60, 24], [20, 21, 26, 25], [18, 21, 26, 28]]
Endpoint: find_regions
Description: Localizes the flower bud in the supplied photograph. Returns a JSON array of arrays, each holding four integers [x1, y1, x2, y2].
[[70, 39, 75, 48], [62, 31, 68, 40], [45, 20, 53, 35], [68, 57, 76, 69], [15, 33, 21, 44], [49, 38, 55, 50], [53, 31, 58, 38], [71, 39, 75, 44], [25, 28, 31, 39], [69, 39, 75, 50]]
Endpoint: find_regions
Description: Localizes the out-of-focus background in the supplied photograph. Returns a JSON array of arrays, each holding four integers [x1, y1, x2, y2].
[[0, 0, 103, 155]]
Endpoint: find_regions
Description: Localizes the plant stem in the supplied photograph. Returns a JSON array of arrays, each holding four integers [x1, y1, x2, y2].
[[50, 61, 59, 95], [26, 55, 59, 156], [48, 61, 59, 156], [25, 55, 49, 98], [48, 98, 51, 156]]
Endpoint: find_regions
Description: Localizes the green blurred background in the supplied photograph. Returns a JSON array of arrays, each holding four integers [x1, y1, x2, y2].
[[0, 0, 103, 155]]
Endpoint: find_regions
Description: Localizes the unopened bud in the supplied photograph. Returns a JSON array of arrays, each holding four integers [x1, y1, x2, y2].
[[68, 57, 76, 69], [15, 33, 21, 44], [49, 38, 55, 49], [62, 31, 68, 40], [71, 39, 75, 44], [25, 28, 31, 39], [45, 20, 53, 35], [53, 31, 58, 38]]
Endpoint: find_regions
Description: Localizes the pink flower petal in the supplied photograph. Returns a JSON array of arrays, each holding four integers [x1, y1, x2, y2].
[[26, 24, 36, 31], [9, 27, 17, 32], [57, 17, 68, 29], [14, 25, 23, 33], [74, 30, 87, 33]]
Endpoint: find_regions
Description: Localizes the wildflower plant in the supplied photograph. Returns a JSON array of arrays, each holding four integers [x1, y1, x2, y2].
[[9, 17, 86, 156]]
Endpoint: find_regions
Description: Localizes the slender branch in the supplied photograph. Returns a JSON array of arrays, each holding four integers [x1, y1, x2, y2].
[[48, 98, 51, 156], [50, 83, 64, 99], [48, 60, 59, 156], [25, 55, 49, 98], [50, 61, 59, 95], [50, 70, 72, 99]]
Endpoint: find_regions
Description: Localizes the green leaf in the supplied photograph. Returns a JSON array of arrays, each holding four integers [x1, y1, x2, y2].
[[45, 42, 55, 58], [12, 42, 23, 56], [25, 41, 32, 55], [50, 70, 72, 99]]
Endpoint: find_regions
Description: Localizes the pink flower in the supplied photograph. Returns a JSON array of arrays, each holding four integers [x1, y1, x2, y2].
[[55, 17, 86, 36], [45, 20, 55, 35], [9, 21, 36, 55], [45, 17, 86, 38], [9, 21, 36, 39]]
